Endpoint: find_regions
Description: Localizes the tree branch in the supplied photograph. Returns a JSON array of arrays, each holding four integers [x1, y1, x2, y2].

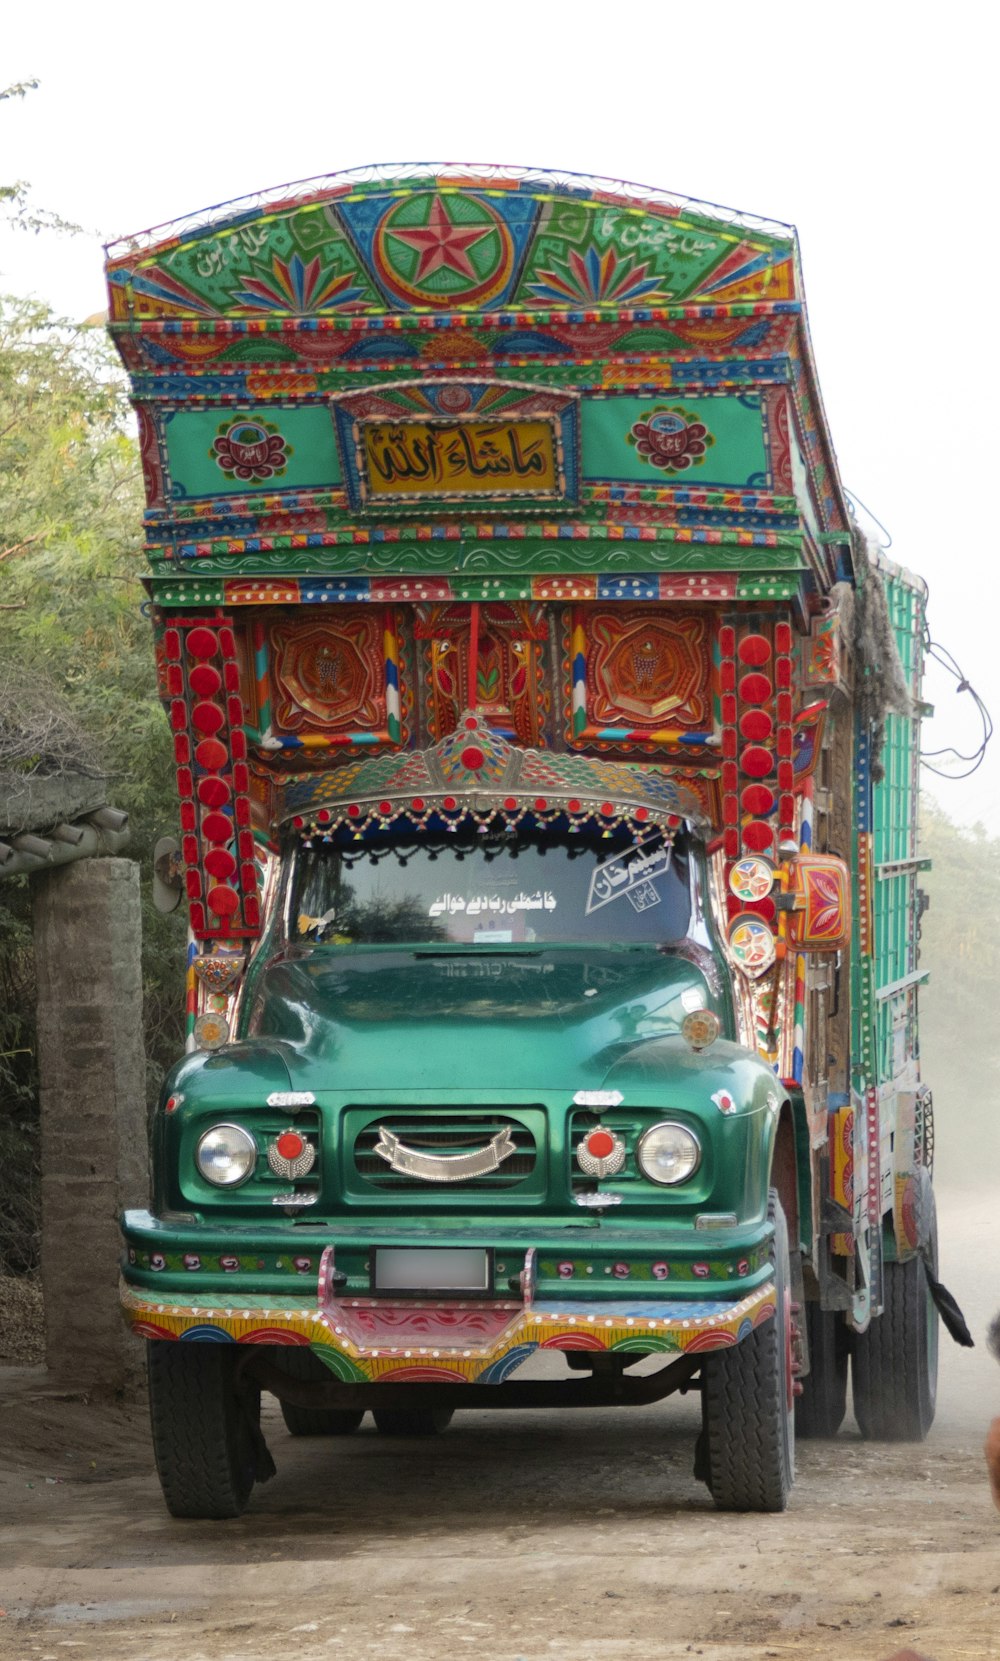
[[0, 534, 42, 565]]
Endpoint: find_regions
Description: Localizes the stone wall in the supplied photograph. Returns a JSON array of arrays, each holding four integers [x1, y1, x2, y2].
[[32, 859, 147, 1391]]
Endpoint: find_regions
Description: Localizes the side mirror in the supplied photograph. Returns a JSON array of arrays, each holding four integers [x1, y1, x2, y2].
[[782, 852, 851, 952], [152, 834, 183, 914]]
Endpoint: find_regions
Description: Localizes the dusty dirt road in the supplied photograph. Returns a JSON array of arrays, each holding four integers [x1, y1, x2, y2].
[[2, 1190, 998, 1661]]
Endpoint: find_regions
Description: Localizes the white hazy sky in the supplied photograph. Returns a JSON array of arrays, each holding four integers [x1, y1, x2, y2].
[[2, 2, 997, 828]]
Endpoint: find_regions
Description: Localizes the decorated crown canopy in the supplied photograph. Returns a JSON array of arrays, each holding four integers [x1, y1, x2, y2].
[[282, 710, 710, 835]]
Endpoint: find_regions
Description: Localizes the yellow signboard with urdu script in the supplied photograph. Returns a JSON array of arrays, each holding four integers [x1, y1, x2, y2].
[[360, 418, 560, 502]]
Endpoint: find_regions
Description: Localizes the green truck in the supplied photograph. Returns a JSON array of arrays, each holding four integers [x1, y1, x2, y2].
[[108, 166, 938, 1515]]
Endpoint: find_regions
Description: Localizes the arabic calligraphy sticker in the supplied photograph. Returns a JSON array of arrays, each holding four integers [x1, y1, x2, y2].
[[727, 913, 777, 978], [728, 856, 775, 904], [359, 417, 559, 502], [585, 838, 672, 915]]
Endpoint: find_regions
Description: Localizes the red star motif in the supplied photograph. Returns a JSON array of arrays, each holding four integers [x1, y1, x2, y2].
[[387, 195, 494, 283]]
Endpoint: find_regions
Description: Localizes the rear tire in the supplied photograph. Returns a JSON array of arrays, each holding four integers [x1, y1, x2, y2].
[[147, 1341, 259, 1519], [372, 1407, 454, 1436], [700, 1189, 795, 1512], [852, 1176, 939, 1441], [281, 1403, 365, 1437], [272, 1347, 365, 1437], [795, 1302, 849, 1438]]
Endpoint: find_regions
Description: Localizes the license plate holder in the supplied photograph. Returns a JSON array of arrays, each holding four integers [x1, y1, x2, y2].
[[372, 1247, 492, 1296]]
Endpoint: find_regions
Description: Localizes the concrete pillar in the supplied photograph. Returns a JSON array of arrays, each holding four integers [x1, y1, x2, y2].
[[32, 859, 147, 1391]]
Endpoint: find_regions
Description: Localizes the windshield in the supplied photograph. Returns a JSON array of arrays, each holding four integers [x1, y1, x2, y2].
[[289, 819, 693, 947]]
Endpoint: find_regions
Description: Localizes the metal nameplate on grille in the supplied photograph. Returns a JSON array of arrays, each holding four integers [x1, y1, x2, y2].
[[373, 1124, 515, 1183], [373, 1247, 491, 1294]]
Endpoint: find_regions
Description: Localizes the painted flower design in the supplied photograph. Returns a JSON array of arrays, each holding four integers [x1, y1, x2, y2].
[[527, 245, 672, 306], [212, 419, 290, 481], [230, 253, 367, 314], [613, 1262, 630, 1279], [183, 1253, 201, 1272], [557, 1261, 575, 1279], [652, 1261, 670, 1280], [628, 407, 714, 474]]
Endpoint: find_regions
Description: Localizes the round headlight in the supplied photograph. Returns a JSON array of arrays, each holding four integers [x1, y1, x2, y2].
[[196, 1123, 257, 1187], [637, 1121, 701, 1185]]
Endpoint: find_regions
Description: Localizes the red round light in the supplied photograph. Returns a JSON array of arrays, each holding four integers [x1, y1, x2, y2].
[[460, 746, 485, 771], [464, 715, 478, 730], [204, 848, 237, 880], [567, 798, 581, 813], [276, 1131, 305, 1161], [206, 884, 240, 918], [740, 746, 775, 778], [317, 809, 331, 825], [186, 626, 219, 660], [195, 738, 228, 773], [378, 801, 393, 816], [188, 663, 222, 698], [202, 811, 233, 845], [347, 804, 361, 818], [587, 1130, 615, 1159], [534, 798, 548, 812], [738, 672, 772, 706], [635, 806, 649, 821], [192, 700, 225, 736], [741, 784, 775, 816], [743, 821, 775, 854], [740, 709, 774, 742], [600, 802, 614, 817], [503, 797, 518, 812], [198, 777, 231, 809], [442, 796, 457, 811], [738, 633, 772, 666], [411, 797, 425, 813]]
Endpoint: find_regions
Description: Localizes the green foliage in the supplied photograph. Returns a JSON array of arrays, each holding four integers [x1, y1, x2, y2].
[[1, 80, 83, 238], [0, 295, 185, 1270]]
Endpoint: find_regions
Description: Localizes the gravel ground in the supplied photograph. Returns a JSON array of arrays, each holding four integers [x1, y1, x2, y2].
[[0, 1276, 44, 1365]]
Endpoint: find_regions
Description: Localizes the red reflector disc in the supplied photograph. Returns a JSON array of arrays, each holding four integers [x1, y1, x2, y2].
[[587, 1129, 615, 1159], [275, 1131, 305, 1161], [188, 663, 222, 698], [186, 626, 219, 661]]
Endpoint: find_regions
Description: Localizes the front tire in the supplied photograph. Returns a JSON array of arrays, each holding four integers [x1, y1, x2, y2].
[[147, 1341, 260, 1519], [852, 1175, 939, 1441], [700, 1189, 795, 1512]]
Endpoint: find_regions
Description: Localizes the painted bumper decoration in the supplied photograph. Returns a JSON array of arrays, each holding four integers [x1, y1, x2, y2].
[[283, 709, 711, 836], [121, 1277, 775, 1384]]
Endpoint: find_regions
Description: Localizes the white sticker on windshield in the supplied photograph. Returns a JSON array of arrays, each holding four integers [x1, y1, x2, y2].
[[586, 840, 672, 915], [429, 891, 557, 918]]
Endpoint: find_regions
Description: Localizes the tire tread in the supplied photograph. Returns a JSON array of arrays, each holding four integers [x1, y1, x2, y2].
[[147, 1341, 256, 1519]]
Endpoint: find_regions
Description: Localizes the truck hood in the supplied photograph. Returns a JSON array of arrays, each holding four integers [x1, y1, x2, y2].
[[243, 944, 720, 1093]]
